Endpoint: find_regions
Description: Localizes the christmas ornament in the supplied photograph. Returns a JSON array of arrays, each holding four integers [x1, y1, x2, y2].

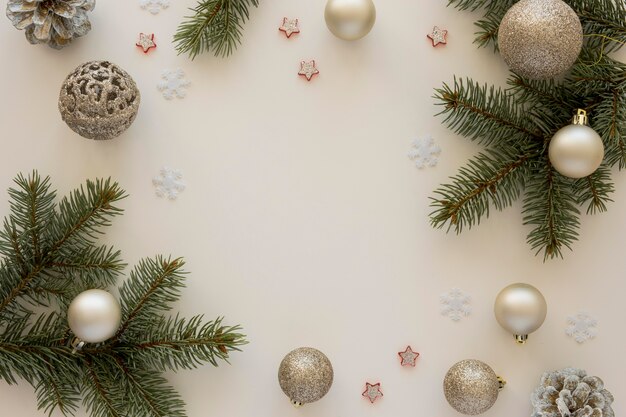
[[67, 289, 121, 345], [566, 312, 598, 344], [408, 135, 441, 168], [362, 382, 383, 403], [494, 283, 547, 344], [531, 368, 614, 417], [278, 347, 334, 407], [444, 359, 505, 415], [6, 0, 95, 49], [440, 288, 471, 321], [398, 346, 419, 367], [324, 0, 376, 41], [548, 109, 605, 179], [279, 18, 300, 38], [298, 60, 319, 81], [137, 33, 157, 53], [498, 0, 583, 80], [428, 26, 448, 46], [140, 0, 169, 14], [153, 167, 186, 200], [58, 61, 141, 141], [157, 69, 191, 99]]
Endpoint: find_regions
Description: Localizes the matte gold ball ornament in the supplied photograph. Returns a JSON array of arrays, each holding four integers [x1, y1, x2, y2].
[[498, 0, 583, 79], [494, 283, 547, 344], [443, 359, 506, 415], [278, 347, 334, 407], [324, 0, 376, 41], [549, 109, 605, 178], [67, 289, 122, 347]]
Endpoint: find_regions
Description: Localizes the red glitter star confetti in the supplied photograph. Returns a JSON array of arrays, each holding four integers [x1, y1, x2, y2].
[[398, 346, 420, 367], [136, 33, 157, 53], [279, 17, 300, 38], [427, 26, 448, 47], [362, 382, 383, 403], [298, 60, 319, 81]]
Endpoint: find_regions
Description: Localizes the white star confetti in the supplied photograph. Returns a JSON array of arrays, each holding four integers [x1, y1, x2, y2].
[[566, 312, 598, 343], [279, 17, 300, 38], [157, 69, 191, 100], [440, 288, 471, 321], [298, 60, 319, 81], [428, 26, 448, 46], [140, 0, 169, 14], [408, 135, 441, 168], [153, 167, 186, 200]]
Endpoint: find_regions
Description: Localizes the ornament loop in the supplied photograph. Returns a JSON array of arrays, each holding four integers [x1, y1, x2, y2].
[[70, 337, 85, 354], [572, 109, 588, 125]]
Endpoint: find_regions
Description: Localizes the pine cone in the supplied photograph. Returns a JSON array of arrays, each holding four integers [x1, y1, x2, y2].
[[531, 368, 614, 417], [6, 0, 95, 49]]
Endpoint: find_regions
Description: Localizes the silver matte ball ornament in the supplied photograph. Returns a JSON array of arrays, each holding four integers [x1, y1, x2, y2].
[[494, 283, 547, 344], [324, 0, 376, 41], [59, 61, 141, 140], [67, 289, 122, 344], [549, 109, 605, 179], [443, 359, 505, 415], [278, 347, 334, 407], [498, 0, 583, 79]]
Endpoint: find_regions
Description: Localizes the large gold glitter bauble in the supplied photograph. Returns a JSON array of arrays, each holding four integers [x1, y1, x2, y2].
[[443, 359, 504, 415], [59, 61, 141, 140], [324, 0, 376, 41], [498, 0, 583, 80], [494, 283, 547, 344], [278, 347, 334, 406]]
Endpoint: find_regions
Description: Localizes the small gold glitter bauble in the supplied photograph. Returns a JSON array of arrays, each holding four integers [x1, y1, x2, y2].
[[443, 359, 503, 415], [494, 283, 547, 344], [324, 0, 376, 41], [59, 61, 141, 140], [278, 347, 334, 406], [549, 109, 604, 178], [498, 0, 583, 80]]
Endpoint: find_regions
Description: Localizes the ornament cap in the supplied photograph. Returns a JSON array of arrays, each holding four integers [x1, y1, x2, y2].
[[515, 334, 528, 344], [497, 376, 507, 390], [291, 400, 304, 408], [70, 337, 85, 354], [572, 109, 588, 126]]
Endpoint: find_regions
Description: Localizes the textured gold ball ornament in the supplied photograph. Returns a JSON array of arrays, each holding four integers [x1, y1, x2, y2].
[[498, 0, 583, 79], [278, 347, 334, 407], [324, 0, 376, 41], [59, 61, 141, 140], [443, 359, 506, 415], [67, 289, 122, 344], [548, 109, 605, 178], [494, 283, 547, 344]]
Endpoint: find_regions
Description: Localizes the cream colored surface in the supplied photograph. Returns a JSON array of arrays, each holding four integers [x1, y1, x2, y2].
[[0, 1, 624, 416]]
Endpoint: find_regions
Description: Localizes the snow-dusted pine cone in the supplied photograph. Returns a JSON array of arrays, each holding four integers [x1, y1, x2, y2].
[[531, 368, 614, 417], [6, 0, 95, 49]]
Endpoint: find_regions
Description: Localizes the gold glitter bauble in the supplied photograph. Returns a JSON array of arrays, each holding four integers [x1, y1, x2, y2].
[[324, 0, 376, 41], [278, 347, 334, 406], [59, 61, 141, 140], [443, 359, 502, 415], [498, 0, 583, 80]]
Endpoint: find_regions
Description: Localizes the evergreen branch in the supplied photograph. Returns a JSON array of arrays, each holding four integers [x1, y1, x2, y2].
[[82, 358, 123, 417], [435, 77, 543, 147], [34, 363, 81, 417], [572, 165, 614, 214], [174, 0, 260, 59]]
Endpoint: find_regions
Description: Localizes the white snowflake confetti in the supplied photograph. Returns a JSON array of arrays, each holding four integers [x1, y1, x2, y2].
[[140, 0, 169, 14], [153, 167, 186, 200], [566, 312, 598, 343], [157, 69, 191, 100], [408, 135, 441, 168], [440, 288, 471, 321]]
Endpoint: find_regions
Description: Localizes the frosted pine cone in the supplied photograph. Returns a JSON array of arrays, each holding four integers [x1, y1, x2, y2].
[[6, 0, 95, 49], [531, 368, 614, 417]]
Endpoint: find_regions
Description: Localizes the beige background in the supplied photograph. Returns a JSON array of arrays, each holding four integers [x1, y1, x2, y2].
[[0, 0, 624, 416]]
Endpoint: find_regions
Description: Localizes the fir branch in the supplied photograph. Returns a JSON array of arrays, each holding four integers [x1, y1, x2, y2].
[[174, 0, 260, 59], [572, 165, 614, 214]]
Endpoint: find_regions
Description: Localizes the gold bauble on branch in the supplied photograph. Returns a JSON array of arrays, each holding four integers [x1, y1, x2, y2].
[[67, 289, 121, 345], [548, 109, 605, 178], [494, 283, 547, 344], [498, 0, 583, 79], [443, 359, 505, 415], [278, 347, 334, 407], [324, 0, 376, 41]]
